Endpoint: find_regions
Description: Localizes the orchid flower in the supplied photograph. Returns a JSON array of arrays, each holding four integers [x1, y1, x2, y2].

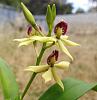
[[14, 26, 56, 47], [25, 50, 70, 90], [53, 21, 80, 60]]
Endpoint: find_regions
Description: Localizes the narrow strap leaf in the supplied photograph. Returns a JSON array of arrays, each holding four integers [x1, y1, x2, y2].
[[0, 58, 20, 100], [39, 77, 97, 100]]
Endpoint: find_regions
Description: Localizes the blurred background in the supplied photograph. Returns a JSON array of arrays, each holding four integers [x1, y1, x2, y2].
[[0, 0, 97, 100]]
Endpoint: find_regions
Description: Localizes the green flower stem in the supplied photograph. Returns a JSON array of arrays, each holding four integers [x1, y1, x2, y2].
[[47, 28, 52, 37], [44, 42, 55, 49], [21, 29, 52, 99], [21, 72, 37, 100], [21, 43, 46, 100]]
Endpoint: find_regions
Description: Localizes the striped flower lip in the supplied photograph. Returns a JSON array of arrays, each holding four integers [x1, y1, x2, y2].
[[47, 50, 59, 66], [54, 21, 68, 38]]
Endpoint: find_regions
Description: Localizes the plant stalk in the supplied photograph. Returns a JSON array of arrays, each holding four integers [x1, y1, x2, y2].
[[21, 27, 52, 99], [21, 43, 46, 100]]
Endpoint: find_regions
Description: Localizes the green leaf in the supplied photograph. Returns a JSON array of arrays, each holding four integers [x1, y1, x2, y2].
[[0, 58, 20, 100], [39, 77, 97, 100]]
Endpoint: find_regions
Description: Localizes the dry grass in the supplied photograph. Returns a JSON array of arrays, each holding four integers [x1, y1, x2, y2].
[[0, 18, 97, 100]]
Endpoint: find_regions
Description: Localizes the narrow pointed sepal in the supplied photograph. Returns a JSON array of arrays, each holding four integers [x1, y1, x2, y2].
[[51, 67, 64, 91], [14, 38, 29, 42], [57, 40, 73, 60], [25, 65, 49, 73], [61, 37, 80, 46], [18, 40, 33, 47], [55, 61, 70, 69], [42, 68, 53, 83], [14, 38, 33, 47], [31, 36, 56, 43], [61, 35, 68, 40]]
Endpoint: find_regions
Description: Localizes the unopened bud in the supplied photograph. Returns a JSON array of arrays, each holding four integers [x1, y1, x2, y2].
[[21, 2, 36, 27]]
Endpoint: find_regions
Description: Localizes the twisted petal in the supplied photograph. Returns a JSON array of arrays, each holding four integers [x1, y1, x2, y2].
[[25, 65, 49, 73], [51, 67, 64, 90], [42, 68, 53, 83], [31, 36, 56, 42], [61, 37, 80, 46], [55, 61, 70, 69], [57, 40, 73, 60]]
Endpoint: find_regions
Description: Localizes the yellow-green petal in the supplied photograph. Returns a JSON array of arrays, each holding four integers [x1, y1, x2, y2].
[[55, 61, 70, 69], [51, 67, 64, 91], [61, 38, 80, 46], [21, 2, 36, 26], [14, 38, 29, 42], [25, 65, 49, 73], [18, 40, 33, 47], [31, 36, 56, 43], [61, 35, 68, 40], [42, 68, 53, 83], [57, 40, 73, 60]]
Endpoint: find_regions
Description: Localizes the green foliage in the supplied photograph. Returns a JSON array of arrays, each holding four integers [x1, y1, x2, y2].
[[0, 58, 20, 100], [26, 0, 73, 15], [39, 77, 97, 100], [75, 8, 85, 14], [56, 3, 73, 14], [25, 0, 50, 15], [0, 0, 18, 7], [0, 0, 73, 14], [88, 6, 97, 12]]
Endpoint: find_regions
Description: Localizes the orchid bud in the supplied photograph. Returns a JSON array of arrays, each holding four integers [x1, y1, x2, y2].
[[47, 50, 59, 66], [52, 4, 56, 22], [21, 2, 36, 27], [46, 5, 52, 28], [54, 21, 68, 39]]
